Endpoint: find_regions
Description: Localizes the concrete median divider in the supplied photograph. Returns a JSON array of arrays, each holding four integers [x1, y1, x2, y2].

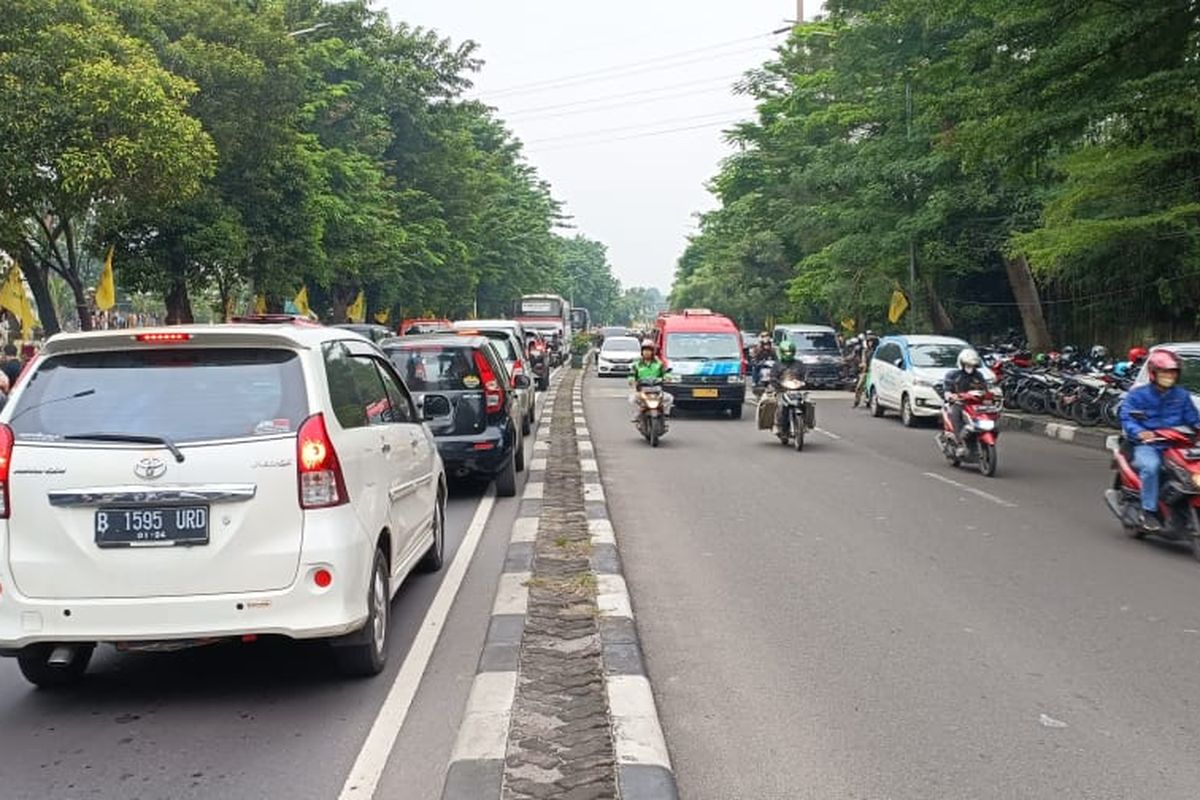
[[441, 368, 678, 800], [1001, 411, 1118, 452]]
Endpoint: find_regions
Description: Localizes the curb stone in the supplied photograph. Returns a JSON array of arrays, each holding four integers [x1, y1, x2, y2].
[[1001, 411, 1118, 452], [576, 373, 679, 800]]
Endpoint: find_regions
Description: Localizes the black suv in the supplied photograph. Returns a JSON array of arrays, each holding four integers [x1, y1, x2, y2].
[[383, 335, 527, 497]]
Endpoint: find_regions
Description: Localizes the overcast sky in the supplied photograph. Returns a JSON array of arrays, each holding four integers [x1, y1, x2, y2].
[[380, 1, 824, 293]]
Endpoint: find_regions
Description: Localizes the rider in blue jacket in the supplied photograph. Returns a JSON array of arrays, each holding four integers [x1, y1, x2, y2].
[[1119, 350, 1200, 531]]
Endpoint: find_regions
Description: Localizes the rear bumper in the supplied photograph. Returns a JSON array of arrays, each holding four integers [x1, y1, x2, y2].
[[436, 428, 515, 475], [0, 508, 375, 650]]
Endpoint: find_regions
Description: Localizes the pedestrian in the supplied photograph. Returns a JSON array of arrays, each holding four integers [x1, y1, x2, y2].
[[0, 343, 22, 386]]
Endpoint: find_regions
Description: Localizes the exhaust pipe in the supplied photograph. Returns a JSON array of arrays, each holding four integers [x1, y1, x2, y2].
[[47, 645, 77, 666]]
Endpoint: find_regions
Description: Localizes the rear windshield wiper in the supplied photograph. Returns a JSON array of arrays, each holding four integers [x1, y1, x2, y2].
[[63, 432, 185, 463]]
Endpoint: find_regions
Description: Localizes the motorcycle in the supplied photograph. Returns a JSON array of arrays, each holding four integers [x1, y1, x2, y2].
[[751, 358, 776, 399], [635, 378, 669, 447], [936, 389, 1001, 477], [1104, 417, 1200, 560], [768, 377, 814, 451]]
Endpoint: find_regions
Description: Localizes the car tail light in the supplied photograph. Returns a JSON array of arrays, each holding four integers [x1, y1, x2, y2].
[[474, 351, 505, 414], [0, 423, 12, 519], [296, 414, 348, 508], [512, 358, 525, 378], [135, 332, 193, 344]]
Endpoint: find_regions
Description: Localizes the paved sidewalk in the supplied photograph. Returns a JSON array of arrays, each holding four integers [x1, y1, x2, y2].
[[441, 371, 677, 800]]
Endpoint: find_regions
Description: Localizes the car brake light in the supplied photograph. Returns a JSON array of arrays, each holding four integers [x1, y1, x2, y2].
[[473, 351, 505, 414], [135, 332, 193, 344], [296, 413, 348, 508], [511, 358, 525, 385], [0, 423, 11, 519]]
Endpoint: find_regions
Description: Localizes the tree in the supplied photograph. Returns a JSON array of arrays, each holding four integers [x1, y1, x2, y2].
[[0, 0, 214, 333]]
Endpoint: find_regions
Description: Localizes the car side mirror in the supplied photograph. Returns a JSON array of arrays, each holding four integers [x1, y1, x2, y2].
[[514, 374, 532, 390], [894, 358, 904, 368]]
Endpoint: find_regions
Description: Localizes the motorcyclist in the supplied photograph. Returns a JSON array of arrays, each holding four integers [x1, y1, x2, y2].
[[768, 342, 807, 432], [629, 340, 672, 421], [751, 332, 775, 362], [943, 348, 989, 456], [1119, 350, 1200, 532]]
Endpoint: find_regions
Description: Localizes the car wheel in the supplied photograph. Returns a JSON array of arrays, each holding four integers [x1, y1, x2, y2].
[[334, 548, 390, 677], [730, 403, 743, 420], [17, 643, 94, 689], [901, 394, 917, 427], [417, 488, 446, 573], [495, 447, 518, 497], [869, 388, 885, 418], [522, 407, 532, 435], [515, 434, 526, 473]]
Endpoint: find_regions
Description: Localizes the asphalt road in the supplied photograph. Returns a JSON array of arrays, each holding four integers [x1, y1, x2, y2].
[[586, 377, 1200, 800], [0, 385, 554, 800]]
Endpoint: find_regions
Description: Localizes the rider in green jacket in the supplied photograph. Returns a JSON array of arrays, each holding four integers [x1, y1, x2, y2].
[[629, 341, 672, 420]]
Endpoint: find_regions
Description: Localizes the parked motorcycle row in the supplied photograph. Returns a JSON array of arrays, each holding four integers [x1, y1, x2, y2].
[[983, 345, 1144, 429]]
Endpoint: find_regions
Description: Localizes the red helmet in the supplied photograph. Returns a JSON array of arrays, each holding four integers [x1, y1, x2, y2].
[[1147, 349, 1181, 379], [1128, 346, 1149, 363]]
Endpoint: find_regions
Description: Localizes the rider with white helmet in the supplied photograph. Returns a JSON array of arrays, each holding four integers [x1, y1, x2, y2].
[[943, 348, 989, 455]]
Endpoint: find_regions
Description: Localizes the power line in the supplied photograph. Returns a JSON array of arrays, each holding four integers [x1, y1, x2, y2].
[[510, 84, 744, 123], [482, 35, 777, 99], [522, 109, 748, 145], [504, 73, 745, 118], [532, 120, 741, 153]]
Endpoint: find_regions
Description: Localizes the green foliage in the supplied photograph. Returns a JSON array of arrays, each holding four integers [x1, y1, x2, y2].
[[0, 0, 622, 332], [673, 0, 1200, 346]]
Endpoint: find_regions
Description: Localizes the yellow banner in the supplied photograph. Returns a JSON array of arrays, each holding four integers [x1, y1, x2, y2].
[[95, 246, 116, 311], [887, 289, 909, 323], [347, 290, 366, 323], [293, 286, 310, 317]]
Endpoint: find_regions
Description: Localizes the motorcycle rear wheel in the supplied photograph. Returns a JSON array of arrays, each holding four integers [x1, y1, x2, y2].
[[793, 411, 805, 452]]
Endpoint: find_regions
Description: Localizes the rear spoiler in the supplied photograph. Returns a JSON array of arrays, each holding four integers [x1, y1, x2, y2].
[[39, 328, 311, 356]]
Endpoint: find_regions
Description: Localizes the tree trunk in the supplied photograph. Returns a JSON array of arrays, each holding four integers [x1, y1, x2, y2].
[[1003, 254, 1053, 350], [165, 279, 194, 325], [20, 260, 60, 336], [65, 275, 93, 332], [924, 277, 953, 333]]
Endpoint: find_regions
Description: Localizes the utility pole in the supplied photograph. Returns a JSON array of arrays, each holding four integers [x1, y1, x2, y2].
[[797, 0, 804, 21]]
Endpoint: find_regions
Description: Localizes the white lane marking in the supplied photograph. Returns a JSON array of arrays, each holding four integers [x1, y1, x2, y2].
[[606, 675, 672, 769], [534, 440, 550, 451], [575, 427, 590, 438], [814, 427, 842, 440], [923, 472, 1018, 508], [580, 458, 599, 473], [523, 482, 544, 500], [578, 441, 594, 454], [511, 517, 539, 543], [449, 671, 519, 761], [588, 518, 616, 545], [583, 483, 605, 502], [492, 571, 532, 615], [529, 457, 548, 471], [574, 416, 587, 425], [337, 487, 497, 800], [597, 574, 632, 618]]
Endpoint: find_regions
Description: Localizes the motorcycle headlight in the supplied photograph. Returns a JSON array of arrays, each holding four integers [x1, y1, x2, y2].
[[664, 373, 682, 384], [727, 375, 745, 384], [975, 419, 996, 431]]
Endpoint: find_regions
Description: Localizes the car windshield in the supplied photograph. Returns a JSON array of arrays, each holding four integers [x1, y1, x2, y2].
[[9, 348, 308, 444], [603, 338, 641, 353], [664, 333, 741, 360], [386, 345, 478, 392], [910, 343, 966, 368], [791, 332, 840, 353]]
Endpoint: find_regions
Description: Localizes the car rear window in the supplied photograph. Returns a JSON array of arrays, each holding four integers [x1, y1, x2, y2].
[[387, 345, 480, 392], [8, 348, 308, 444]]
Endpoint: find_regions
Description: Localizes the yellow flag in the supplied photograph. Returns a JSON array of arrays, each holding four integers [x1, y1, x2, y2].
[[254, 294, 267, 315], [0, 266, 36, 339], [347, 290, 366, 323], [840, 317, 855, 331], [887, 289, 909, 324], [293, 286, 310, 317], [95, 246, 116, 311], [374, 309, 390, 325]]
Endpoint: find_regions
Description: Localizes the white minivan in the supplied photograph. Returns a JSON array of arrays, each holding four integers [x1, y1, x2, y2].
[[868, 334, 995, 426], [0, 320, 446, 687]]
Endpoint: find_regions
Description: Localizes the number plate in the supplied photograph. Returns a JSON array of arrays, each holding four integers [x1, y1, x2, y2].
[[692, 388, 719, 398], [95, 506, 210, 548]]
